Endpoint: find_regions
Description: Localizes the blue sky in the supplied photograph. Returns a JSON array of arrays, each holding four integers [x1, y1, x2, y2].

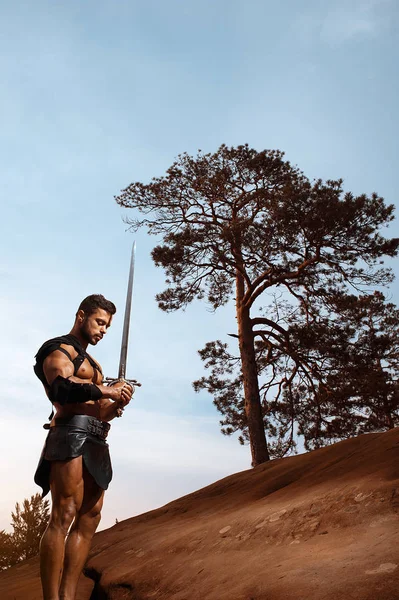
[[1, 0, 398, 531]]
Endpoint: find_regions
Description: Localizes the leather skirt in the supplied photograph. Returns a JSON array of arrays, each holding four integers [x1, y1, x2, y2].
[[34, 415, 113, 497]]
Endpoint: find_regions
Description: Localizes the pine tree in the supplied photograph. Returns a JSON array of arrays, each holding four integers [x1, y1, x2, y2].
[[116, 144, 399, 464], [0, 530, 15, 571], [10, 494, 50, 563]]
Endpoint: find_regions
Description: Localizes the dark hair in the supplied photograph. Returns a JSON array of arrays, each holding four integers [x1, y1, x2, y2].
[[77, 294, 116, 317]]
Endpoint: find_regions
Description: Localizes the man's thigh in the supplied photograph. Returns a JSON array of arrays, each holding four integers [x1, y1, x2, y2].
[[79, 464, 105, 517], [49, 456, 85, 513]]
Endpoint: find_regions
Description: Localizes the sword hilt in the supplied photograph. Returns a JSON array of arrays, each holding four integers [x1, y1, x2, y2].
[[104, 377, 141, 418], [104, 377, 142, 394]]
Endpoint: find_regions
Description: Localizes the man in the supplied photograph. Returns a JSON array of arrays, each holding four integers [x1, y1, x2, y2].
[[34, 294, 133, 600]]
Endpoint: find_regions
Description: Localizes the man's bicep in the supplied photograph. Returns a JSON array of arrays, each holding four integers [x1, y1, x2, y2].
[[43, 351, 74, 386]]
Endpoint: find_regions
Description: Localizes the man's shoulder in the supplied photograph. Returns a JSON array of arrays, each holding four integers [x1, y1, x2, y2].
[[34, 335, 75, 385], [35, 335, 74, 358]]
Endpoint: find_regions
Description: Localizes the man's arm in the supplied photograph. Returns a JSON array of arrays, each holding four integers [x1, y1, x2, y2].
[[98, 387, 132, 422], [43, 351, 131, 404]]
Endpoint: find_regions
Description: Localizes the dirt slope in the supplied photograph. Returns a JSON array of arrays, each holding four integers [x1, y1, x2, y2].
[[1, 428, 398, 600]]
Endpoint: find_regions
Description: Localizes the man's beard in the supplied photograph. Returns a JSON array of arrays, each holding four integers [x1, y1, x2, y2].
[[80, 320, 96, 345]]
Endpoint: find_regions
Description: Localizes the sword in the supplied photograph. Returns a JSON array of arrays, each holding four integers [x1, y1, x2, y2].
[[105, 241, 141, 397]]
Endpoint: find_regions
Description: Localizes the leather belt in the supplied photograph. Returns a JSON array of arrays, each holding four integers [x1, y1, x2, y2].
[[54, 415, 110, 440]]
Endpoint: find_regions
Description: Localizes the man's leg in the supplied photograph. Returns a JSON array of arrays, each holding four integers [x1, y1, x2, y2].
[[59, 466, 104, 600], [40, 457, 84, 600]]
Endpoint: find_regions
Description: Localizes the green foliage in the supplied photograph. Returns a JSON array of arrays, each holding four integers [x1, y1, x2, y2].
[[0, 494, 49, 570], [0, 530, 15, 571], [117, 145, 397, 312], [296, 292, 399, 446], [116, 144, 399, 462], [195, 292, 399, 455]]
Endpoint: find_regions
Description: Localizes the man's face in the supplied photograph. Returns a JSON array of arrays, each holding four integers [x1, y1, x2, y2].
[[78, 308, 113, 345]]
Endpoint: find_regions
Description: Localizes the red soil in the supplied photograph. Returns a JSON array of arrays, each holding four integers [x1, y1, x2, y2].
[[1, 428, 398, 600]]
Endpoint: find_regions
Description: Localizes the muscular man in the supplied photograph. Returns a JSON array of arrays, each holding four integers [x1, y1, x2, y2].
[[33, 294, 133, 600]]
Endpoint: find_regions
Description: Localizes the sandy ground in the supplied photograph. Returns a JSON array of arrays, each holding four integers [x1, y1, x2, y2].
[[1, 428, 398, 600]]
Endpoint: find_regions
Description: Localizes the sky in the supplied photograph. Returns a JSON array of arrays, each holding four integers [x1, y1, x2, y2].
[[0, 0, 398, 532]]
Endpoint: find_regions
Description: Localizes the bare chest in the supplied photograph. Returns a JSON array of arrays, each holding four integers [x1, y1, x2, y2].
[[75, 358, 102, 384]]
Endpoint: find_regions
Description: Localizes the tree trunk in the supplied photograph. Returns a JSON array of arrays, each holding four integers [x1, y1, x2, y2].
[[377, 360, 395, 430], [236, 283, 270, 466]]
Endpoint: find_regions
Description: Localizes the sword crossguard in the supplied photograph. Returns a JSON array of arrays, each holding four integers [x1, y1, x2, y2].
[[104, 377, 141, 418], [104, 377, 142, 394]]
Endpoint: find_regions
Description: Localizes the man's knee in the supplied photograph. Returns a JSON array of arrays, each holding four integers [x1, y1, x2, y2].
[[75, 503, 102, 535], [90, 508, 102, 532], [83, 502, 102, 526], [49, 501, 78, 535]]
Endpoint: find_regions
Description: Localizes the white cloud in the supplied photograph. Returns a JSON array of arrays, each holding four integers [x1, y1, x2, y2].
[[295, 0, 393, 45], [321, 0, 390, 42]]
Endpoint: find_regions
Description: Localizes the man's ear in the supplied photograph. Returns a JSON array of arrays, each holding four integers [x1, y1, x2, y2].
[[77, 309, 86, 323]]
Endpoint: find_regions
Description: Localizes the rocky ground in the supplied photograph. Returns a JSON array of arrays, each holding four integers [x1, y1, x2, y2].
[[1, 428, 398, 600]]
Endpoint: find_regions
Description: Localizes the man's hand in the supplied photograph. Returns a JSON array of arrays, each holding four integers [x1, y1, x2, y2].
[[108, 380, 133, 407], [98, 380, 135, 421]]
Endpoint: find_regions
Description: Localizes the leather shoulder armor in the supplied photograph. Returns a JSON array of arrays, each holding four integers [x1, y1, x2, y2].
[[34, 335, 77, 389]]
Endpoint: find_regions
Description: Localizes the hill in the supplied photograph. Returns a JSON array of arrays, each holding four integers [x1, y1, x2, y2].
[[1, 428, 398, 599]]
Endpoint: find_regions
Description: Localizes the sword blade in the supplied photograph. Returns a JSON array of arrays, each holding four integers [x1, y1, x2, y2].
[[118, 241, 136, 380]]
